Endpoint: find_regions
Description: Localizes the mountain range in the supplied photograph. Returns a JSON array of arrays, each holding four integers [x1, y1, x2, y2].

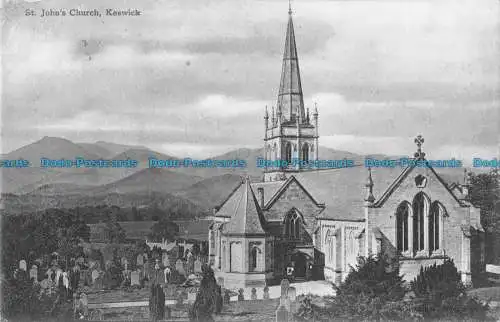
[[0, 136, 467, 215]]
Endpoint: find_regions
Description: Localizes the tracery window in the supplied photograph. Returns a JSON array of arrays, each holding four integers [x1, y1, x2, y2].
[[412, 193, 428, 252], [285, 142, 292, 164], [396, 202, 410, 252], [429, 202, 442, 252], [302, 143, 309, 162], [284, 211, 301, 239]]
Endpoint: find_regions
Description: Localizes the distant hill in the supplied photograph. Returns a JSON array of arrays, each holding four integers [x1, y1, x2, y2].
[[174, 173, 244, 210], [5, 136, 100, 166], [92, 168, 202, 195], [78, 141, 148, 158]]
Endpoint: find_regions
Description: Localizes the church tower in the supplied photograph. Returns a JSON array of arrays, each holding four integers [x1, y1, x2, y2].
[[263, 5, 319, 182]]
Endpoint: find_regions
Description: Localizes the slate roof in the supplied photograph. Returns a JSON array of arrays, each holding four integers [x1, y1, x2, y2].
[[251, 180, 287, 207], [222, 178, 266, 235]]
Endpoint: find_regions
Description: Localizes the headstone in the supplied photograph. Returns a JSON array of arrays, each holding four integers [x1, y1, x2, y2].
[[280, 279, 291, 309], [162, 253, 170, 267], [288, 287, 297, 314], [276, 304, 289, 322], [143, 253, 148, 261], [223, 290, 230, 304], [105, 260, 112, 271], [263, 286, 270, 300], [56, 268, 64, 286], [238, 288, 244, 301], [280, 279, 290, 299], [187, 291, 197, 304], [131, 270, 140, 286], [187, 256, 195, 275], [95, 274, 103, 290], [137, 254, 144, 267], [91, 269, 99, 284], [175, 259, 185, 276], [121, 257, 127, 267], [29, 265, 38, 282], [80, 292, 89, 316], [194, 259, 202, 274], [251, 287, 257, 300], [19, 260, 27, 271], [164, 267, 171, 284]]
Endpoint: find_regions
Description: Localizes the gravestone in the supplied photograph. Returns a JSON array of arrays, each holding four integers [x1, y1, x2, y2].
[[91, 269, 99, 284], [275, 304, 289, 322], [121, 257, 127, 267], [143, 253, 148, 261], [280, 279, 290, 299], [187, 256, 195, 275], [19, 260, 27, 272], [29, 265, 38, 282], [105, 260, 112, 271], [238, 288, 244, 301], [288, 287, 297, 314], [80, 292, 89, 316], [162, 253, 170, 267], [263, 286, 270, 300], [223, 290, 230, 304], [194, 259, 202, 274], [175, 259, 185, 276], [251, 288, 257, 300], [131, 270, 140, 286], [137, 254, 144, 267], [187, 291, 197, 304], [280, 279, 291, 310], [164, 267, 171, 284]]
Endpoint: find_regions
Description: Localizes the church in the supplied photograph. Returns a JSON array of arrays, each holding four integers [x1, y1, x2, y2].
[[208, 7, 485, 289]]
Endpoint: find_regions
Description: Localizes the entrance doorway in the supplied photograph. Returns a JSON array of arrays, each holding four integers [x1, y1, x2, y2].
[[291, 252, 307, 278]]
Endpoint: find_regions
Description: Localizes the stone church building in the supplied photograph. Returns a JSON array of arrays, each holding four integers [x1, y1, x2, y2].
[[208, 8, 485, 289]]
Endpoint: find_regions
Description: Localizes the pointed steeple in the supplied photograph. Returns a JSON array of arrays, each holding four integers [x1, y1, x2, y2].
[[224, 177, 266, 235], [277, 6, 305, 123]]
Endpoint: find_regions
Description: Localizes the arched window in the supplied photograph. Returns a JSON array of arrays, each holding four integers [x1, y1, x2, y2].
[[413, 193, 428, 252], [396, 202, 409, 252], [285, 142, 292, 163], [284, 211, 301, 239], [302, 143, 309, 162], [250, 247, 258, 271], [325, 230, 335, 265], [429, 202, 442, 252], [273, 142, 277, 160]]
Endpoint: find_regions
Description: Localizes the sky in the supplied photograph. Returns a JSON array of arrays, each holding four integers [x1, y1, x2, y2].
[[1, 0, 499, 161]]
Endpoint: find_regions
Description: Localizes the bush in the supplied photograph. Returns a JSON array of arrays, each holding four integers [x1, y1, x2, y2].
[[188, 264, 221, 322], [149, 284, 165, 322], [409, 260, 491, 320], [324, 255, 407, 321]]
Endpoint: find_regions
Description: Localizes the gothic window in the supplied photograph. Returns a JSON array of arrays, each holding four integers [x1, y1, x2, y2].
[[325, 230, 335, 265], [413, 193, 428, 252], [396, 202, 409, 252], [284, 211, 301, 239], [302, 143, 309, 162], [250, 247, 258, 271], [285, 142, 292, 163], [429, 202, 442, 252]]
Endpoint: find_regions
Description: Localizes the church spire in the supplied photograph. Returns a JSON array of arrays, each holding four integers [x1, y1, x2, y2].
[[277, 4, 305, 123]]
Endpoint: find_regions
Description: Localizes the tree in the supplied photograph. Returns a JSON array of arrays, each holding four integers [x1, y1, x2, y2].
[[470, 171, 500, 263], [326, 255, 406, 321], [149, 284, 165, 321], [149, 218, 179, 242], [189, 265, 221, 322]]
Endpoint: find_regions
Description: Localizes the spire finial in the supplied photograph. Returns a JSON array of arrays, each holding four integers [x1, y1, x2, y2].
[[288, 0, 292, 15], [364, 167, 375, 204], [414, 135, 425, 159]]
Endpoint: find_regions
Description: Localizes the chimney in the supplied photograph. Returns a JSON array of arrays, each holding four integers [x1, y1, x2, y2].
[[257, 187, 265, 208]]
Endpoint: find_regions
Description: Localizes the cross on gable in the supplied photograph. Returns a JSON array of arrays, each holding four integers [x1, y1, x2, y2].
[[414, 135, 426, 159]]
